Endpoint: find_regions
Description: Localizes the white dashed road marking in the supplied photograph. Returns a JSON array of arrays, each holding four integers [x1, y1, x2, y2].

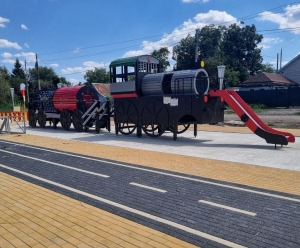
[[1, 140, 300, 203], [0, 149, 110, 178], [199, 200, 257, 216], [129, 182, 167, 193], [0, 163, 246, 248]]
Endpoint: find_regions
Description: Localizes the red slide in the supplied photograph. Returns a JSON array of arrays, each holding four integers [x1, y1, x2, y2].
[[209, 90, 295, 146]]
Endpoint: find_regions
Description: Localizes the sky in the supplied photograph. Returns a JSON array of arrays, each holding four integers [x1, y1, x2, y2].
[[1, 0, 300, 85]]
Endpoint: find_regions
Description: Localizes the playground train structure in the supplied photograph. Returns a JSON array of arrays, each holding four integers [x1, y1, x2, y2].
[[28, 55, 295, 147]]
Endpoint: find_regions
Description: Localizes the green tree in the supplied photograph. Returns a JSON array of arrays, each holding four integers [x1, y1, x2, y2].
[[222, 24, 263, 82], [197, 25, 224, 60], [172, 34, 195, 70], [59, 77, 71, 86], [260, 62, 275, 73], [225, 69, 240, 87], [201, 56, 223, 79], [11, 58, 24, 78], [151, 47, 170, 71], [84, 68, 110, 84], [0, 67, 12, 107], [28, 66, 65, 100], [172, 24, 264, 83], [10, 58, 25, 103]]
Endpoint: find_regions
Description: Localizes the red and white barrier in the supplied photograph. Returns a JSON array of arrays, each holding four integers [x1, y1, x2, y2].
[[0, 112, 28, 122]]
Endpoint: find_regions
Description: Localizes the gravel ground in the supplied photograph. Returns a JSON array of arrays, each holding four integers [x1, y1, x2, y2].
[[225, 107, 300, 129]]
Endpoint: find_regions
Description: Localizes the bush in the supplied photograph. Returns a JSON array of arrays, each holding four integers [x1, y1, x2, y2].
[[0, 103, 13, 112]]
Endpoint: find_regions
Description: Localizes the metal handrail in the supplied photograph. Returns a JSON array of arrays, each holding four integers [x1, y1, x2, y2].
[[82, 101, 106, 126], [82, 100, 98, 118], [174, 77, 193, 95]]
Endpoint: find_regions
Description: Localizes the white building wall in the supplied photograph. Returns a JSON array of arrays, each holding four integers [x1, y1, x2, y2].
[[278, 57, 300, 84]]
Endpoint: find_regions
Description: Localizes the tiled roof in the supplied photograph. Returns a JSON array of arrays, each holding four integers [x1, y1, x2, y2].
[[240, 72, 297, 87], [92, 83, 111, 96]]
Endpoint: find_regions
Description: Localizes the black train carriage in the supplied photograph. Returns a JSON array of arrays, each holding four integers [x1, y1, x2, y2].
[[110, 55, 224, 140], [28, 85, 108, 132]]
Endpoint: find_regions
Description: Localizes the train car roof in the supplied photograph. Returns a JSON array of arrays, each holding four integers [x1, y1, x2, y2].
[[110, 55, 160, 68]]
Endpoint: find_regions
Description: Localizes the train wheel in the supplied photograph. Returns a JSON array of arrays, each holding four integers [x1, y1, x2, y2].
[[141, 99, 168, 137], [72, 110, 84, 132], [168, 124, 190, 134], [37, 110, 47, 128], [60, 110, 72, 130], [115, 100, 138, 122], [28, 109, 37, 127], [117, 122, 137, 135], [115, 100, 138, 135], [143, 124, 158, 132], [142, 124, 166, 137]]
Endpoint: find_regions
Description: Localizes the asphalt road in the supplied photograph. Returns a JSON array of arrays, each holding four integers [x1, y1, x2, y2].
[[1, 140, 300, 248]]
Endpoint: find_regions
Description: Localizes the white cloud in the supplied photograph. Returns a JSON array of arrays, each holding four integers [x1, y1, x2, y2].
[[260, 37, 283, 49], [73, 48, 80, 53], [0, 16, 9, 28], [50, 63, 59, 68], [257, 4, 300, 34], [21, 24, 28, 30], [61, 61, 108, 75], [13, 52, 36, 63], [260, 45, 270, 49], [61, 67, 85, 74], [1, 59, 15, 64], [1, 52, 13, 59], [123, 10, 237, 58], [262, 37, 283, 44], [0, 39, 22, 49], [24, 43, 30, 48], [182, 0, 209, 3], [83, 61, 106, 68], [69, 78, 80, 85], [1, 52, 14, 64], [1, 51, 37, 65]]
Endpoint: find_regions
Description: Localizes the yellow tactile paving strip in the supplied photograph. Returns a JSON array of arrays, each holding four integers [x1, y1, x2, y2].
[[0, 172, 196, 248], [1, 127, 300, 247]]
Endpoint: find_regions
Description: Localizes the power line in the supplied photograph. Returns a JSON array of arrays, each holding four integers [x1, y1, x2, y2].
[[37, 2, 300, 59], [32, 1, 300, 78], [38, 26, 300, 64], [38, 34, 165, 56]]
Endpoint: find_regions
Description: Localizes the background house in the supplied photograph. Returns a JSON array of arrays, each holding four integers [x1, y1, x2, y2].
[[92, 83, 111, 97], [277, 53, 300, 85], [239, 72, 297, 89], [235, 72, 299, 108]]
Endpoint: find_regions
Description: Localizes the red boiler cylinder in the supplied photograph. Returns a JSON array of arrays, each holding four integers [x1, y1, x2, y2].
[[52, 86, 81, 112]]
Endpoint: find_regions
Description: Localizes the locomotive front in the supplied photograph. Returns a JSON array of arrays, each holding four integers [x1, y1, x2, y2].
[[109, 55, 224, 139]]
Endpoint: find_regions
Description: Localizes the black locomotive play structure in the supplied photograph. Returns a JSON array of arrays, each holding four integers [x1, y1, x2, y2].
[[28, 55, 295, 147]]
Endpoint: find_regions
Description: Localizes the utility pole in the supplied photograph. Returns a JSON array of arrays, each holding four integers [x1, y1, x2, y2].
[[24, 61, 30, 102], [276, 53, 279, 72], [35, 53, 41, 90], [195, 29, 199, 63], [280, 49, 282, 69]]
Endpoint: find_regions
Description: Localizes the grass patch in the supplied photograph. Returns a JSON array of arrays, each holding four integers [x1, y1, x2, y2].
[[224, 108, 235, 114], [224, 104, 267, 114], [267, 122, 275, 126], [249, 104, 267, 114]]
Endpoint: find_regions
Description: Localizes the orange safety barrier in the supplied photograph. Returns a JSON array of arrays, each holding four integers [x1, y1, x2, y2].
[[0, 111, 28, 122]]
